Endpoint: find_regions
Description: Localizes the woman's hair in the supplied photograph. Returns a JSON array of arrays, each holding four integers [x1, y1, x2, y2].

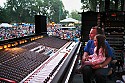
[[95, 34, 107, 56]]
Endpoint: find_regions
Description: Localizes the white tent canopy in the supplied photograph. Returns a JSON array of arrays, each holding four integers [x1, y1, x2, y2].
[[60, 18, 80, 23], [0, 23, 13, 27]]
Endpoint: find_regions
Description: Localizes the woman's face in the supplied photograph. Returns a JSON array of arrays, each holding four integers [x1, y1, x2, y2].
[[94, 36, 98, 46]]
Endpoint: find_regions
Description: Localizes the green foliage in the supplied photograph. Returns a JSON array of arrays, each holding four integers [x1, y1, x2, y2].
[[81, 0, 100, 11], [0, 0, 69, 23], [69, 10, 81, 21], [81, 0, 123, 12]]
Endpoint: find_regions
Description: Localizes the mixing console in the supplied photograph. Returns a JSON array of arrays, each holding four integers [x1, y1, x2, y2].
[[0, 36, 68, 83]]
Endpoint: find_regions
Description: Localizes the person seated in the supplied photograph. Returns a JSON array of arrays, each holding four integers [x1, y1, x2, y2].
[[83, 34, 108, 68], [82, 26, 114, 83]]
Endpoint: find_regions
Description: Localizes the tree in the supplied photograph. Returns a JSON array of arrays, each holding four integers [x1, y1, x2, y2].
[[81, 0, 102, 12], [0, 7, 8, 23], [3, 0, 37, 23], [81, 0, 123, 12], [69, 10, 81, 21], [0, 0, 68, 23], [46, 0, 68, 23]]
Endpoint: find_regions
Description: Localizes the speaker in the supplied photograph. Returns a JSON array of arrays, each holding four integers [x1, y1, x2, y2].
[[81, 12, 98, 42], [105, 0, 110, 11], [35, 15, 47, 35]]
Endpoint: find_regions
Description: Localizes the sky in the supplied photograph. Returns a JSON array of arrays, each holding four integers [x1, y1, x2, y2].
[[0, 0, 83, 13], [0, 0, 6, 7], [62, 0, 83, 13]]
